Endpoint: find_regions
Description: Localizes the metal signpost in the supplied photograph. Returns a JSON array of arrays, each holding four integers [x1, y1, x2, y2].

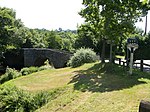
[[127, 38, 138, 75]]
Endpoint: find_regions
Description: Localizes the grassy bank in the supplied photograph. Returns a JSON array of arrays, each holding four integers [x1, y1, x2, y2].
[[1, 62, 150, 112]]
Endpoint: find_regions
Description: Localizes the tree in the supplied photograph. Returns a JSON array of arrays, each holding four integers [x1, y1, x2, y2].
[[0, 7, 25, 52], [79, 0, 150, 63], [75, 23, 98, 51]]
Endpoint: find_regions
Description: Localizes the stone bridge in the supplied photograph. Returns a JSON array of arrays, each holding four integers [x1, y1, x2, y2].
[[23, 48, 72, 68]]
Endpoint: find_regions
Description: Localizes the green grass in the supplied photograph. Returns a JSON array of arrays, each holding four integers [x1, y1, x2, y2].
[[1, 62, 150, 112], [116, 55, 125, 59]]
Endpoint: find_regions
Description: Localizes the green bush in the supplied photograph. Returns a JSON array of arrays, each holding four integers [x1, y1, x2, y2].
[[68, 48, 97, 67], [0, 67, 21, 84], [0, 84, 61, 112], [21, 60, 53, 76], [0, 84, 35, 112], [20, 66, 39, 76]]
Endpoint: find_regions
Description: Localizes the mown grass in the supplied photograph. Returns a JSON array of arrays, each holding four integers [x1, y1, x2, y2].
[[1, 62, 150, 112], [115, 55, 125, 59]]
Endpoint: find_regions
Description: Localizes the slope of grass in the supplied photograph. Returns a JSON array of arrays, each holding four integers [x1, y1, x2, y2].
[[1, 62, 150, 112]]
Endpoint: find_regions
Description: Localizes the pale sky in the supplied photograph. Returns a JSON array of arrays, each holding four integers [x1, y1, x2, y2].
[[0, 0, 150, 32], [135, 12, 150, 33], [0, 0, 84, 30]]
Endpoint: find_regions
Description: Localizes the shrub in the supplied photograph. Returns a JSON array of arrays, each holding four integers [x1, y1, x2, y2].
[[0, 84, 64, 112], [20, 66, 39, 76], [21, 60, 53, 76], [0, 84, 35, 112], [67, 48, 97, 67], [0, 67, 21, 84]]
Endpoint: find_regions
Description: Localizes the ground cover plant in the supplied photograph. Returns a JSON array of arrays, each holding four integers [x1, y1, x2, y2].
[[1, 62, 150, 112], [0, 84, 66, 112]]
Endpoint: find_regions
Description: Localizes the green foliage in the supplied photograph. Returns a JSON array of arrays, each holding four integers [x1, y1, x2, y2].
[[32, 89, 63, 109], [20, 64, 53, 76], [48, 33, 63, 49], [68, 48, 97, 67], [0, 59, 53, 84], [0, 7, 25, 52], [0, 84, 63, 112], [20, 28, 76, 52], [79, 0, 150, 61], [0, 84, 34, 112], [0, 67, 21, 84], [20, 67, 39, 76], [133, 31, 150, 59], [0, 7, 76, 53], [75, 24, 98, 52]]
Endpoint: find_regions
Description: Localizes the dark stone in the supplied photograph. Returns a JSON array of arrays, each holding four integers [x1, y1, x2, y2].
[[3, 48, 72, 69], [23, 48, 72, 68], [3, 49, 24, 69], [139, 100, 150, 112]]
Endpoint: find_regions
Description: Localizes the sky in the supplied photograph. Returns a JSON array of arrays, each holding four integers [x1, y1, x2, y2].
[[0, 0, 150, 32], [135, 12, 150, 33], [0, 0, 84, 30]]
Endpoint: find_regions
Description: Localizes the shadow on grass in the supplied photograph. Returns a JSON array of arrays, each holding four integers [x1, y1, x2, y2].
[[68, 63, 150, 93]]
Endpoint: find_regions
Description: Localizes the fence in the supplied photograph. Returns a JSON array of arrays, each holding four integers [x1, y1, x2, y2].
[[117, 58, 150, 72]]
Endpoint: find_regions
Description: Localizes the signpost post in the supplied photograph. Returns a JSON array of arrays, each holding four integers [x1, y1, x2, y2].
[[107, 40, 115, 63], [127, 38, 138, 75]]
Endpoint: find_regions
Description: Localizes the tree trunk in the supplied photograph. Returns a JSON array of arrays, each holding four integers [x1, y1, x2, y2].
[[101, 39, 106, 63], [109, 43, 113, 63], [144, 15, 147, 36]]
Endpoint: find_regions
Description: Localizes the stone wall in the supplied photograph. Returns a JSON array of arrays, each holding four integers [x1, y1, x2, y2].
[[23, 48, 72, 68], [4, 49, 24, 69]]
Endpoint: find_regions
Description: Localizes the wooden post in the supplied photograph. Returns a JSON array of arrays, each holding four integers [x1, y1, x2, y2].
[[139, 100, 150, 112], [109, 43, 113, 63], [140, 59, 143, 72], [119, 58, 121, 65], [123, 62, 125, 67]]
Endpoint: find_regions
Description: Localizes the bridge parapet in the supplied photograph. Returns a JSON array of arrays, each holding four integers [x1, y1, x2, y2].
[[23, 48, 72, 68]]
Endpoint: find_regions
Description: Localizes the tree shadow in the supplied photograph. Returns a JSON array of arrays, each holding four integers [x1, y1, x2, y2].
[[68, 63, 150, 93]]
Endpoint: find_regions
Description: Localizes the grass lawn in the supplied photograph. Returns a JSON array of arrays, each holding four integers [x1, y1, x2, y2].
[[1, 62, 150, 112], [115, 55, 125, 59]]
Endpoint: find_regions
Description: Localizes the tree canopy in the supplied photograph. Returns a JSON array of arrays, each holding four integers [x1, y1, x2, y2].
[[0, 7, 77, 55], [79, 0, 150, 62]]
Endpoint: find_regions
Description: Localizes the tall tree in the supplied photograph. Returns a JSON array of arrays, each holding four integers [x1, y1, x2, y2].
[[79, 0, 150, 63]]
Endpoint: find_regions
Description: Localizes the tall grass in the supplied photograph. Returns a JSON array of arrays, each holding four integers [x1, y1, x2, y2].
[[0, 84, 65, 112]]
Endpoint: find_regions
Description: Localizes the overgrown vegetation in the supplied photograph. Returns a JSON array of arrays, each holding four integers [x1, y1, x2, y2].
[[0, 67, 21, 84], [0, 84, 65, 112], [67, 48, 98, 67], [0, 60, 53, 84]]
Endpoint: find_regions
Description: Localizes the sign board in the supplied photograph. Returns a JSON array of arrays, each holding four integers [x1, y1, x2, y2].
[[127, 38, 138, 44], [127, 38, 139, 75], [127, 38, 139, 52]]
